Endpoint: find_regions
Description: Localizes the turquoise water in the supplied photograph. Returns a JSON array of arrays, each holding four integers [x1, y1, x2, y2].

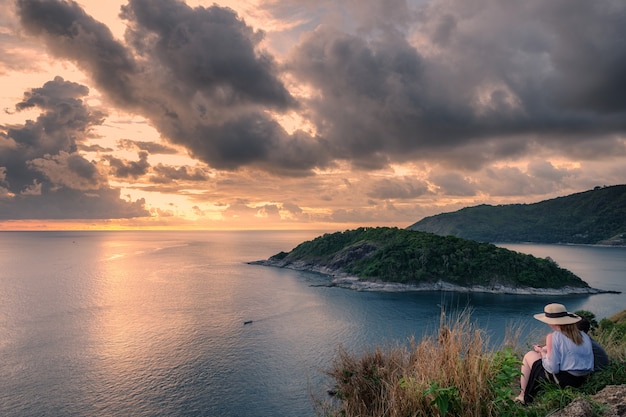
[[1, 231, 624, 416]]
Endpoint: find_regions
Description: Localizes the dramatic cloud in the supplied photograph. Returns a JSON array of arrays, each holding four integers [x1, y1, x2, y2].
[[105, 151, 150, 179], [0, 76, 148, 219], [287, 0, 626, 168], [2, 0, 626, 226], [14, 0, 626, 173], [16, 0, 330, 175]]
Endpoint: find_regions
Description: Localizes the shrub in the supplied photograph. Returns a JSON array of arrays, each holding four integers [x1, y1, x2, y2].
[[319, 309, 520, 417]]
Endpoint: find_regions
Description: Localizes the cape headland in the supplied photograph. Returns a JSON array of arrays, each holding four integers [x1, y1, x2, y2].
[[408, 184, 626, 245], [251, 227, 617, 295]]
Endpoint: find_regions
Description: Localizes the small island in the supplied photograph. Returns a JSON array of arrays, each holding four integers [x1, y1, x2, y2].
[[251, 227, 613, 295]]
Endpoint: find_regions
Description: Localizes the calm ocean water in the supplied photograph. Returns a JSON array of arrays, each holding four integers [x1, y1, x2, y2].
[[1, 231, 624, 417]]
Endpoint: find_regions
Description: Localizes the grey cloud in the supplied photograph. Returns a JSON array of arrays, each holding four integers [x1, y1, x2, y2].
[[120, 0, 293, 108], [1, 77, 104, 192], [9, 77, 104, 160], [16, 0, 332, 175], [367, 177, 429, 199], [17, 0, 138, 106], [150, 164, 209, 184], [0, 77, 148, 219], [0, 187, 146, 220], [481, 166, 562, 197], [286, 0, 626, 167], [172, 112, 330, 172], [80, 143, 113, 153], [27, 151, 107, 190], [117, 139, 178, 154], [429, 172, 477, 196], [257, 0, 415, 35], [15, 0, 626, 178], [527, 160, 571, 183], [0, 2, 46, 74], [16, 77, 89, 111], [287, 25, 476, 168], [540, 0, 626, 113], [105, 151, 150, 179]]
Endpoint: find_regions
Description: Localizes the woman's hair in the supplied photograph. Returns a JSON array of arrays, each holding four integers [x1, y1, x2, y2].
[[559, 323, 584, 345]]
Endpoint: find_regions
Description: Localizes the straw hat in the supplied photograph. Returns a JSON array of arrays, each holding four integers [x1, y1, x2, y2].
[[533, 303, 581, 325]]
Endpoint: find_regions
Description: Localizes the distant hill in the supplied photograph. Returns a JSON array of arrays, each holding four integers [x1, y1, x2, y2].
[[253, 227, 601, 294], [407, 185, 626, 245]]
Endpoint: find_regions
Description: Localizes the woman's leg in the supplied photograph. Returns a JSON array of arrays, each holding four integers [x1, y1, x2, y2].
[[518, 351, 541, 401]]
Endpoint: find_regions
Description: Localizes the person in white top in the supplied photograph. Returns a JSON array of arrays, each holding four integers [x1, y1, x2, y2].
[[516, 303, 594, 404]]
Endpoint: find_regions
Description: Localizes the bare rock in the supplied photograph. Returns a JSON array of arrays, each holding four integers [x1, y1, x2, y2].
[[547, 385, 626, 417], [592, 385, 626, 417], [548, 397, 592, 417]]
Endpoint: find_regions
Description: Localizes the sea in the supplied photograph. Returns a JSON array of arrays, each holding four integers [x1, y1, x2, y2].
[[1, 230, 624, 417]]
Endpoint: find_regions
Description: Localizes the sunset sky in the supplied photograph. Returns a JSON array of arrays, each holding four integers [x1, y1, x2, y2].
[[1, 0, 625, 230]]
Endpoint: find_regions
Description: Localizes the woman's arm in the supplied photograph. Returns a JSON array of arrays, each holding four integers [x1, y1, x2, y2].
[[542, 332, 561, 374], [545, 333, 553, 356]]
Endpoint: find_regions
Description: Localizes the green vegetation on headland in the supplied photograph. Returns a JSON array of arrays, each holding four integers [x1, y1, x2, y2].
[[256, 227, 602, 293], [317, 309, 626, 417], [408, 184, 626, 245]]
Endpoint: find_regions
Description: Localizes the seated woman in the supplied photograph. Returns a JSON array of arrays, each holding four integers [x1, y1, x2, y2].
[[516, 303, 594, 404]]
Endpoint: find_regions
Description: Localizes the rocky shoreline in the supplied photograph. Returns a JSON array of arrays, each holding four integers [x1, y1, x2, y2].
[[250, 259, 619, 296]]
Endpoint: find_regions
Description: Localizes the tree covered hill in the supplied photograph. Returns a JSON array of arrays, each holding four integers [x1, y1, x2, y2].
[[259, 227, 594, 292], [407, 185, 626, 245]]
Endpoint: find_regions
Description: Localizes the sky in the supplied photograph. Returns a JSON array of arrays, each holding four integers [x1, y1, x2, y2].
[[1, 0, 625, 231]]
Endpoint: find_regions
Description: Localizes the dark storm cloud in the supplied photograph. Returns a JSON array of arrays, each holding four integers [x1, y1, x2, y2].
[[1, 77, 103, 192], [539, 1, 626, 113], [16, 0, 330, 174], [17, 0, 138, 106], [8, 77, 101, 159], [120, 0, 294, 107], [15, 0, 626, 175], [180, 114, 328, 173], [0, 77, 148, 219], [288, 27, 434, 169], [286, 0, 626, 167]]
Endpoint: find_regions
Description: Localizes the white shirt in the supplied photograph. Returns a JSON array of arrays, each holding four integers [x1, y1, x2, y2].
[[542, 330, 594, 375]]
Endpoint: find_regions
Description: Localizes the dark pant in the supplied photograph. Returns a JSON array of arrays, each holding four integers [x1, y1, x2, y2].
[[524, 359, 588, 404]]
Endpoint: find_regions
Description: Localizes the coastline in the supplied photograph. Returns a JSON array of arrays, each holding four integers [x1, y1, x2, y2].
[[250, 259, 617, 296]]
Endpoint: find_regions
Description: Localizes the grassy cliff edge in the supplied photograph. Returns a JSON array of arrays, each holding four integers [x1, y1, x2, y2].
[[316, 308, 626, 417]]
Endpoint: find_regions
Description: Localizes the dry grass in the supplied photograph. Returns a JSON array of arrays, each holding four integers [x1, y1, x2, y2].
[[595, 329, 626, 362], [319, 309, 515, 417]]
